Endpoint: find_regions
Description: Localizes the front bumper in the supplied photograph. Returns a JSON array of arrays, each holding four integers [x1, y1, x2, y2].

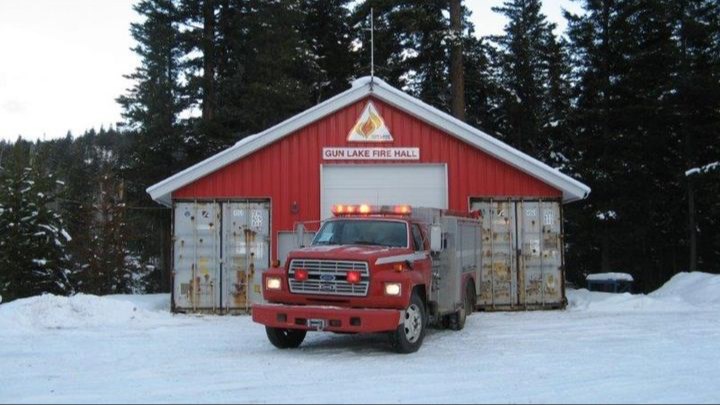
[[252, 303, 402, 333]]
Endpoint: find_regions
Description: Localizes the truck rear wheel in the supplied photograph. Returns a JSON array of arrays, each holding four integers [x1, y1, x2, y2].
[[390, 292, 426, 354], [447, 281, 476, 331], [265, 327, 307, 349]]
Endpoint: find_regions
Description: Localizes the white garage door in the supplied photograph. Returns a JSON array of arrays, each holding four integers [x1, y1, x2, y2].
[[321, 164, 447, 220]]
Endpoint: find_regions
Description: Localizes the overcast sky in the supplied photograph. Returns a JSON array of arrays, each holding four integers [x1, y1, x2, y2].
[[0, 0, 581, 142]]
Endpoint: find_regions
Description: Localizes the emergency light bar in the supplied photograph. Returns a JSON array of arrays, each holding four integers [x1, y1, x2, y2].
[[332, 204, 412, 216]]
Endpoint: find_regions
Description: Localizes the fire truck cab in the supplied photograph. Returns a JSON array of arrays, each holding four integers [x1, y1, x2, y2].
[[252, 204, 483, 353]]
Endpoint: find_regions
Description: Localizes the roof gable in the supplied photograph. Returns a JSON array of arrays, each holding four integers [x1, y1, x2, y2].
[[147, 77, 590, 206]]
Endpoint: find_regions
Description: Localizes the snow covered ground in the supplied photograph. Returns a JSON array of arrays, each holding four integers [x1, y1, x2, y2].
[[1, 272, 719, 404]]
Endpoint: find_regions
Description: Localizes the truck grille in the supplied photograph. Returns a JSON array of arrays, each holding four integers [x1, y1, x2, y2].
[[288, 259, 370, 297]]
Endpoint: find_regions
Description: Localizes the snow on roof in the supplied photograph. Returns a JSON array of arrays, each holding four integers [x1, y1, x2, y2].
[[586, 272, 634, 282], [147, 76, 591, 206], [685, 161, 720, 177]]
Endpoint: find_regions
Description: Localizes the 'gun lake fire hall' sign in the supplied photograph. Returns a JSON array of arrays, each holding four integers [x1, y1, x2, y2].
[[323, 147, 420, 160], [322, 101, 420, 160]]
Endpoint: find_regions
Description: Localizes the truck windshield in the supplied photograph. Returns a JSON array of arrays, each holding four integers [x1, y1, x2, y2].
[[312, 220, 408, 248]]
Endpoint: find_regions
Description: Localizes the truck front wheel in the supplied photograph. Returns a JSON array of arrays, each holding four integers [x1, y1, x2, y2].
[[265, 327, 307, 349], [390, 292, 426, 354]]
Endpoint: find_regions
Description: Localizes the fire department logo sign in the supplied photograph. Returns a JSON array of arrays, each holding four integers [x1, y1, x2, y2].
[[347, 101, 393, 142]]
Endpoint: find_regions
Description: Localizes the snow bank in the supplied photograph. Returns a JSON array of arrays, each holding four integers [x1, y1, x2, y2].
[[569, 271, 719, 312], [567, 289, 696, 312], [0, 293, 172, 332], [1, 272, 717, 334], [650, 271, 720, 307]]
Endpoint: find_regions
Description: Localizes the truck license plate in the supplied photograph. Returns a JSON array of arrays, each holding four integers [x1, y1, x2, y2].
[[307, 319, 326, 331]]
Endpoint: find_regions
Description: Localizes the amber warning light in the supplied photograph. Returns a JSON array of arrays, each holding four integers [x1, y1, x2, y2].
[[332, 204, 412, 216]]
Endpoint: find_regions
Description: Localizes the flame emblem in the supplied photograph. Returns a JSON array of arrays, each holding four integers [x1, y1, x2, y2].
[[347, 102, 393, 142], [358, 112, 382, 138]]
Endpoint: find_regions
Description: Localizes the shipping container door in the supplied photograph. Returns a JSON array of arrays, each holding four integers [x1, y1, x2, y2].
[[518, 201, 563, 306], [221, 201, 270, 311], [473, 200, 518, 307], [173, 202, 221, 311]]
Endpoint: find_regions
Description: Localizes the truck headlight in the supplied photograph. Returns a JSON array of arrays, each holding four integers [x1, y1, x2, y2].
[[384, 282, 402, 296], [266, 277, 282, 290]]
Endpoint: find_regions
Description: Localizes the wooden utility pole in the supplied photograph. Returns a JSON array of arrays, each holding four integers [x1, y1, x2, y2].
[[450, 0, 465, 121], [688, 177, 697, 271]]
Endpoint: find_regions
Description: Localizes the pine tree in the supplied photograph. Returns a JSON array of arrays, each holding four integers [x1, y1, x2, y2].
[[351, 0, 415, 88], [564, 0, 685, 290], [178, 0, 323, 152], [671, 0, 720, 273], [222, 0, 318, 134], [117, 0, 187, 180], [300, 0, 356, 103], [490, 0, 570, 160], [80, 173, 138, 294], [464, 32, 502, 136], [353, 0, 456, 112], [564, 0, 618, 282], [0, 141, 73, 302], [449, 0, 465, 120], [117, 0, 186, 293], [39, 128, 162, 295]]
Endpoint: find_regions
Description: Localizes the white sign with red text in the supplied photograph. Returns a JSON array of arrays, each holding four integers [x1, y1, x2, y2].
[[322, 147, 420, 161]]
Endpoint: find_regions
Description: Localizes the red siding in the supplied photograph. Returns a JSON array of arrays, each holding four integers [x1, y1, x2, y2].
[[173, 97, 561, 259]]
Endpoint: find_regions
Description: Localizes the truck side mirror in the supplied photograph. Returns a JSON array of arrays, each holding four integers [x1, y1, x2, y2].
[[429, 224, 442, 253], [295, 223, 306, 248]]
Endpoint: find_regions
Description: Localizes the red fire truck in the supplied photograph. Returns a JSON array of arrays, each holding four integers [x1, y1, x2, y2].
[[252, 204, 483, 353]]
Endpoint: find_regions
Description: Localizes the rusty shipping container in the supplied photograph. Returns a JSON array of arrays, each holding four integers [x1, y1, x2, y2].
[[472, 199, 565, 309], [173, 200, 270, 313]]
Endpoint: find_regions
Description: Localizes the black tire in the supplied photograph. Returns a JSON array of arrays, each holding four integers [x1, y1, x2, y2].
[[390, 292, 427, 354], [448, 281, 476, 331], [265, 327, 307, 349]]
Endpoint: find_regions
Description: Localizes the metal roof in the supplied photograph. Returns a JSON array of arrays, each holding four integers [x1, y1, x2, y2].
[[147, 76, 591, 206]]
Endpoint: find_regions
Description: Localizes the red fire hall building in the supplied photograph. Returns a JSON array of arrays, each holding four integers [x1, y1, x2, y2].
[[148, 77, 590, 313]]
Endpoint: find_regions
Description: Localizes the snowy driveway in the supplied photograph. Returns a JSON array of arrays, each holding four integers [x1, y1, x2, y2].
[[1, 273, 719, 404]]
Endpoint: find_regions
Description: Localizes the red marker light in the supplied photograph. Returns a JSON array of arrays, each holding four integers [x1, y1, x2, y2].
[[294, 269, 309, 281], [346, 271, 361, 284]]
